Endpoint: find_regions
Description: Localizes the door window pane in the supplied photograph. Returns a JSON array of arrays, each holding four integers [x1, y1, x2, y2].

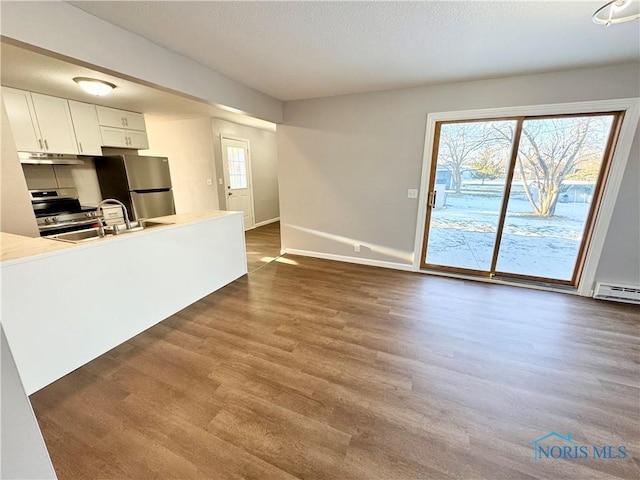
[[227, 146, 247, 189], [424, 120, 517, 270], [495, 115, 615, 280]]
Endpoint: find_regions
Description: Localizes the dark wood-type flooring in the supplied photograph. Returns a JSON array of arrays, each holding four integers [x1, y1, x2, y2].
[[30, 250, 639, 479], [245, 221, 281, 273]]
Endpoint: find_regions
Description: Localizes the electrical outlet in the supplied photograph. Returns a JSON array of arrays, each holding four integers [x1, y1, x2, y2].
[[218, 178, 223, 185], [407, 189, 418, 199], [354, 244, 361, 253]]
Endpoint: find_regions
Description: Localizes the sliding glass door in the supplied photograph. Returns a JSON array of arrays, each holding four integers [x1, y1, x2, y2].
[[421, 112, 622, 286], [421, 119, 517, 272]]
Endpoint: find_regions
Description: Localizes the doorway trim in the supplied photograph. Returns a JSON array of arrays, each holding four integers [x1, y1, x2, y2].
[[412, 98, 640, 296], [220, 134, 256, 230]]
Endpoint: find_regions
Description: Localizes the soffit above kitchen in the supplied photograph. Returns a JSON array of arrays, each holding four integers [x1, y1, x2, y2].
[[0, 41, 276, 131], [68, 1, 640, 102]]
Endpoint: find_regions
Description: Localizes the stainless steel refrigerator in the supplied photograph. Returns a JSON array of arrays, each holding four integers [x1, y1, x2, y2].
[[94, 154, 175, 220]]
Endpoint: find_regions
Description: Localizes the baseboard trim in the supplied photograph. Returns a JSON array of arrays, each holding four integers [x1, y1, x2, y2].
[[253, 217, 280, 228], [282, 248, 415, 272]]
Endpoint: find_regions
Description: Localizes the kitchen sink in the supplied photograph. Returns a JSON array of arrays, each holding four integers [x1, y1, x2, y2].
[[47, 228, 103, 243], [47, 221, 174, 243], [137, 220, 174, 229], [125, 220, 174, 231]]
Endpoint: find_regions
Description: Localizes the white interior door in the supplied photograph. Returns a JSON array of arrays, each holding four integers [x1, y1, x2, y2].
[[221, 136, 254, 229]]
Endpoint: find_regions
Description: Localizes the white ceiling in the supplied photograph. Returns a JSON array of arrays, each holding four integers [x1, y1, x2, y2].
[[68, 1, 640, 101], [0, 42, 276, 130]]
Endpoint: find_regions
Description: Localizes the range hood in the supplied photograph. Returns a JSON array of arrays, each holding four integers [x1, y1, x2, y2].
[[19, 152, 85, 165]]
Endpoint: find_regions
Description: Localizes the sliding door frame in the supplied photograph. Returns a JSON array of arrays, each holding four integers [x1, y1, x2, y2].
[[412, 98, 640, 296]]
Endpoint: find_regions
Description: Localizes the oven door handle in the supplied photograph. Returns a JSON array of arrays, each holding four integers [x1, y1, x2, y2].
[[38, 218, 98, 232]]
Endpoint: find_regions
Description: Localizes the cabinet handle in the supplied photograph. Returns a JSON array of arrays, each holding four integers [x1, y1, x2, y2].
[[126, 137, 130, 146], [124, 118, 129, 127], [121, 117, 125, 127], [44, 139, 49, 151], [38, 138, 43, 150], [79, 142, 83, 153]]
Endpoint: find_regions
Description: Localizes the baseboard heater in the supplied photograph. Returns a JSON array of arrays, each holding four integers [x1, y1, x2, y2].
[[593, 282, 640, 305]]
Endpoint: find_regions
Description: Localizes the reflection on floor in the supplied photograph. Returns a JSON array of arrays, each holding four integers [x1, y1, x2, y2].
[[245, 221, 281, 273]]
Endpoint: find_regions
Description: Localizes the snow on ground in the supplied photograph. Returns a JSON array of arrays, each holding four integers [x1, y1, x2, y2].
[[425, 192, 591, 280]]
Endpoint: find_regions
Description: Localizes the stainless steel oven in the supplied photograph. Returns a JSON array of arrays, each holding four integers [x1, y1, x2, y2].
[[30, 189, 99, 237]]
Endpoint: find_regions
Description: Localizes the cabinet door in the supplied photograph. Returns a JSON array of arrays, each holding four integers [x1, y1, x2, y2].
[[100, 127, 149, 149], [96, 105, 127, 128], [126, 130, 149, 149], [96, 106, 146, 131], [122, 111, 146, 131], [1, 87, 43, 152], [31, 93, 79, 154], [100, 126, 129, 148], [68, 101, 103, 155]]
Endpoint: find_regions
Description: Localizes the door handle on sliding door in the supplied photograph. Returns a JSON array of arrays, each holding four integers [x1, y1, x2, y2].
[[429, 191, 437, 208]]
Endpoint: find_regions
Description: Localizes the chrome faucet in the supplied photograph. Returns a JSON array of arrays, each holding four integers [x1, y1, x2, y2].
[[96, 198, 132, 234]]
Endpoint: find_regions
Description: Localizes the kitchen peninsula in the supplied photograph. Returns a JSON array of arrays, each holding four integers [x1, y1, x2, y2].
[[1, 211, 247, 395]]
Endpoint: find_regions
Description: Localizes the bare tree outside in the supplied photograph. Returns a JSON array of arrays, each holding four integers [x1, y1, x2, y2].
[[426, 113, 618, 281], [438, 121, 513, 193], [515, 116, 613, 217]]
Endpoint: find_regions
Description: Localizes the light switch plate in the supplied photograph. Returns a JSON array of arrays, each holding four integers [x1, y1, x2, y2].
[[206, 179, 213, 186], [407, 189, 418, 199]]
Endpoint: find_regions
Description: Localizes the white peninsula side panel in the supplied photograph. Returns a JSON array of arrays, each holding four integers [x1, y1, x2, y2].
[[1, 212, 247, 394]]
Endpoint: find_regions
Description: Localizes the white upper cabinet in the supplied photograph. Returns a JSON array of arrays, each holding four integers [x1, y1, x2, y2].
[[99, 127, 150, 150], [68, 100, 103, 155], [2, 87, 42, 152], [97, 105, 148, 149], [30, 93, 79, 155], [96, 106, 146, 131], [126, 129, 149, 149], [2, 87, 79, 155], [3, 87, 149, 153]]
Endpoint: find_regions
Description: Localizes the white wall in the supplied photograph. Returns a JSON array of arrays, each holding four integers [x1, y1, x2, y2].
[[211, 118, 280, 224], [0, 101, 39, 237], [1, 1, 282, 123], [595, 124, 640, 286], [278, 63, 640, 285], [143, 117, 220, 213]]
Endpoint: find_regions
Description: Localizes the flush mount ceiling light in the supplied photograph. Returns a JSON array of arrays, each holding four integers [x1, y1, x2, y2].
[[593, 0, 640, 26], [73, 77, 116, 96]]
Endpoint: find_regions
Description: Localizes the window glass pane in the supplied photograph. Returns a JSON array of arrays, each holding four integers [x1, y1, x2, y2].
[[227, 146, 248, 189], [425, 120, 517, 270], [495, 115, 614, 280]]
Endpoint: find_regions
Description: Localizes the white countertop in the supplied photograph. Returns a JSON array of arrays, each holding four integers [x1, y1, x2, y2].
[[1, 210, 235, 263]]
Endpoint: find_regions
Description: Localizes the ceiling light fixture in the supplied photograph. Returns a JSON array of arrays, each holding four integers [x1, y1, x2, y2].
[[592, 0, 640, 26], [73, 77, 116, 96]]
